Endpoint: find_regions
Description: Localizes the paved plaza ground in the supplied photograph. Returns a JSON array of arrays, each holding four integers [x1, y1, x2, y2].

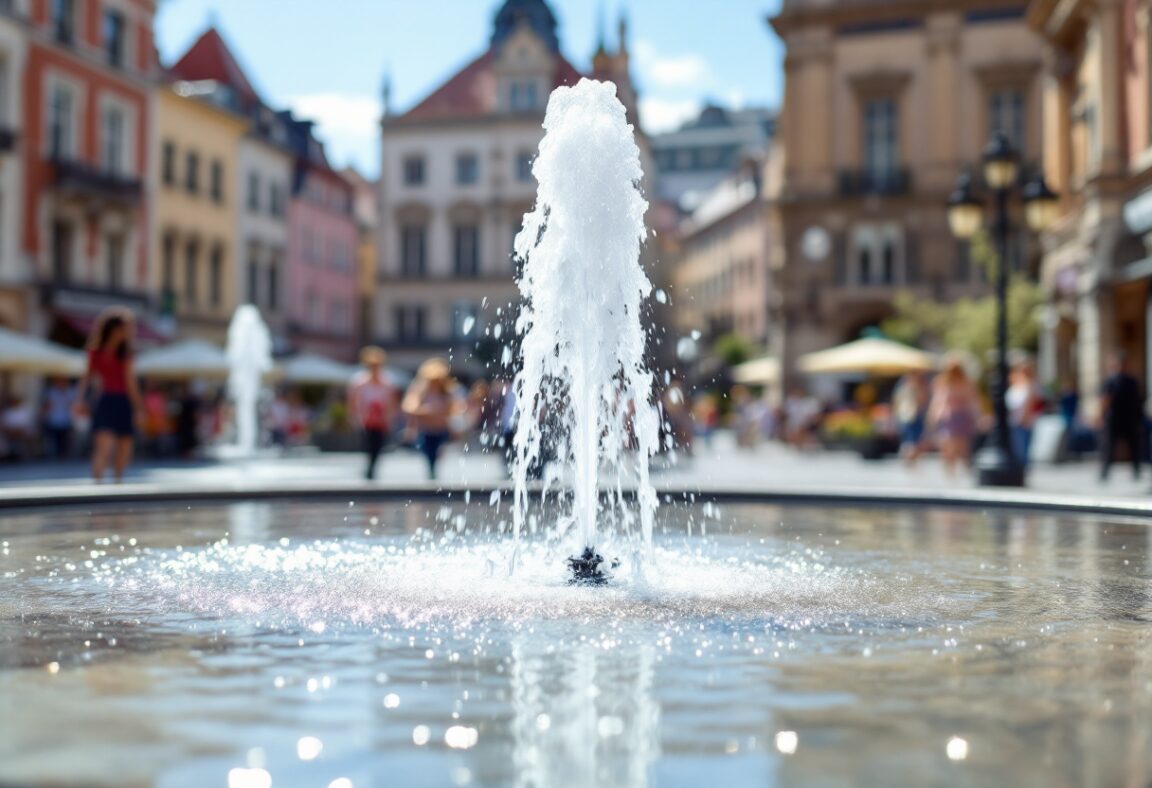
[[0, 430, 1147, 501]]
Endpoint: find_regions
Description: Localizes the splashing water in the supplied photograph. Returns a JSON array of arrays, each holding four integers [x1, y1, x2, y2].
[[226, 305, 273, 456], [511, 79, 659, 565]]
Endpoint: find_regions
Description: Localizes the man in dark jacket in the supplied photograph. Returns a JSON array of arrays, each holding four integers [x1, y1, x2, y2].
[[1099, 351, 1145, 481]]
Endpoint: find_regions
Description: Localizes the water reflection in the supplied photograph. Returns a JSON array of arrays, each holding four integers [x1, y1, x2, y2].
[[510, 636, 659, 787]]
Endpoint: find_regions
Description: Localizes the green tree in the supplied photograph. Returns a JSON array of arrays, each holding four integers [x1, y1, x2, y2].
[[880, 230, 1043, 359], [712, 332, 755, 367]]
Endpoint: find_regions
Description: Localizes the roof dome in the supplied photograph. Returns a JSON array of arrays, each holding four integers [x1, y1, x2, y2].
[[491, 0, 560, 53]]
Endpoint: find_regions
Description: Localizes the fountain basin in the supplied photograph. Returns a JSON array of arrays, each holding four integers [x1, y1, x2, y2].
[[2, 493, 1150, 787]]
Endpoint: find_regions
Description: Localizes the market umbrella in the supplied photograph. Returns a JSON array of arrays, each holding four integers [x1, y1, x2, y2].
[[731, 356, 780, 386], [279, 353, 358, 385], [135, 339, 230, 380], [0, 326, 85, 376], [798, 337, 935, 376]]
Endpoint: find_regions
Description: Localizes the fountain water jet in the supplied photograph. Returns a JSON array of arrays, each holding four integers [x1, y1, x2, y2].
[[226, 304, 273, 457], [511, 79, 660, 581]]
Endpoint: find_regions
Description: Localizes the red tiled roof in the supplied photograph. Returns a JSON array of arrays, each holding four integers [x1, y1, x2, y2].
[[169, 28, 261, 107], [395, 50, 585, 124]]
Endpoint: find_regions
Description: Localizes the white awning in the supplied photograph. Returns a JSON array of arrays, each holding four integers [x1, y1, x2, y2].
[[0, 327, 86, 376], [136, 339, 230, 380], [798, 337, 935, 376], [731, 356, 780, 385]]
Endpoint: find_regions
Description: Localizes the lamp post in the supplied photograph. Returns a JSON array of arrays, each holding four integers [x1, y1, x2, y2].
[[947, 131, 1060, 487]]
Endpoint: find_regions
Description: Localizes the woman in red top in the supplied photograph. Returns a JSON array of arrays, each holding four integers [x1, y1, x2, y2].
[[74, 307, 142, 483]]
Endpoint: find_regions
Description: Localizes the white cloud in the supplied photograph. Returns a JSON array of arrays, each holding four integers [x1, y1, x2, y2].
[[639, 96, 701, 134], [634, 39, 711, 90], [285, 93, 381, 174]]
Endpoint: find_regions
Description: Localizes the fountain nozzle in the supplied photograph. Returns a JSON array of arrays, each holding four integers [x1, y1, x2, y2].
[[567, 546, 618, 586]]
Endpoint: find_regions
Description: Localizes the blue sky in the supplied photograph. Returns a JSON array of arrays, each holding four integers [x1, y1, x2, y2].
[[155, 1, 785, 177]]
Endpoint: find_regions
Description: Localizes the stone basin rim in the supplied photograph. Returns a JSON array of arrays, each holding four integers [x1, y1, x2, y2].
[[2, 481, 1152, 521]]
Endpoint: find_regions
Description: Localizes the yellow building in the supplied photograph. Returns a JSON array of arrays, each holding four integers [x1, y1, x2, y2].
[[153, 81, 248, 343]]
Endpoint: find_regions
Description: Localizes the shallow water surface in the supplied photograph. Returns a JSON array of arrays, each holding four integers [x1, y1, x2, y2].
[[1, 500, 1151, 787]]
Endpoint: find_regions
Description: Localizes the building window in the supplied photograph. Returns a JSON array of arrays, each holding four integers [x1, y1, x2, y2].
[[51, 0, 74, 45], [516, 151, 534, 182], [103, 10, 124, 68], [161, 233, 176, 312], [101, 105, 125, 174], [403, 156, 425, 186], [106, 234, 124, 289], [210, 160, 224, 203], [400, 225, 426, 276], [248, 172, 260, 211], [48, 84, 74, 160], [456, 153, 479, 185], [862, 97, 899, 184], [395, 305, 426, 341], [246, 253, 259, 305], [509, 79, 538, 111], [185, 239, 199, 307], [267, 256, 279, 312], [881, 240, 895, 285], [989, 88, 1026, 155], [270, 184, 284, 217], [209, 245, 223, 308], [307, 291, 320, 327], [51, 219, 72, 282], [186, 151, 199, 194], [454, 224, 480, 276], [162, 141, 176, 186]]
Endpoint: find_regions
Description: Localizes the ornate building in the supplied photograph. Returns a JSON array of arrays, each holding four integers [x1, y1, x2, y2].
[[1031, 0, 1152, 416], [0, 2, 27, 331], [374, 0, 642, 371], [22, 0, 159, 343], [768, 1, 1048, 387]]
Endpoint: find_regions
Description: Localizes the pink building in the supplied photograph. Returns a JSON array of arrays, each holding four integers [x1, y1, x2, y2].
[[282, 115, 358, 361]]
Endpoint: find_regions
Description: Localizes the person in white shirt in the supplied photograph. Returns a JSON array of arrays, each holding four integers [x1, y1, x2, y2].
[[347, 347, 399, 481]]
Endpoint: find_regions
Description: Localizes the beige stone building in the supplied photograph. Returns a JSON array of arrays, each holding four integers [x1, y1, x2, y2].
[[1031, 0, 1152, 413], [768, 1, 1049, 386], [375, 0, 642, 372], [672, 158, 771, 348]]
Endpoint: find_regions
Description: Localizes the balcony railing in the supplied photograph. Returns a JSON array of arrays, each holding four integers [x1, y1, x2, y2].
[[838, 167, 911, 197], [50, 158, 143, 205]]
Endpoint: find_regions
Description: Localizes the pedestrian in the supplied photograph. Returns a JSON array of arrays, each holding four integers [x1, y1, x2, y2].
[[41, 376, 76, 458], [1099, 351, 1144, 481], [894, 371, 929, 467], [927, 357, 979, 475], [347, 346, 398, 481], [1006, 358, 1043, 467], [402, 358, 462, 480], [73, 307, 142, 483]]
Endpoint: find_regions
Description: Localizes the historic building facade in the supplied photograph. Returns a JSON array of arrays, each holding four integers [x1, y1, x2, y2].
[[768, 0, 1048, 386], [282, 113, 358, 361], [672, 157, 772, 348], [342, 165, 378, 344], [0, 3, 27, 330], [375, 0, 642, 370], [651, 104, 776, 213], [22, 0, 157, 343], [151, 79, 247, 344], [1030, 0, 1152, 415]]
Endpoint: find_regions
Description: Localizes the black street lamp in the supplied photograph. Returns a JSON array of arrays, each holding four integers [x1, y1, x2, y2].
[[947, 131, 1060, 487]]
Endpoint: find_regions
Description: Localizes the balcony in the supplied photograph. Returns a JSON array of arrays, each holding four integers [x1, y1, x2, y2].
[[838, 168, 911, 197], [50, 158, 143, 206]]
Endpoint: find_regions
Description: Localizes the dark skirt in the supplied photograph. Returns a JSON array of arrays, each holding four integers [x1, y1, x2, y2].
[[92, 393, 135, 437]]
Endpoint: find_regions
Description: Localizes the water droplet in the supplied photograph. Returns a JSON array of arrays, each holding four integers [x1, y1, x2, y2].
[[228, 768, 271, 788], [412, 725, 431, 745], [296, 736, 323, 761], [383, 693, 400, 708], [946, 736, 969, 760], [445, 726, 479, 749], [775, 731, 798, 754]]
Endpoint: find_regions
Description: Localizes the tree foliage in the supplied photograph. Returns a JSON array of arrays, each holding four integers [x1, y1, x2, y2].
[[880, 231, 1043, 361], [712, 332, 755, 367]]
